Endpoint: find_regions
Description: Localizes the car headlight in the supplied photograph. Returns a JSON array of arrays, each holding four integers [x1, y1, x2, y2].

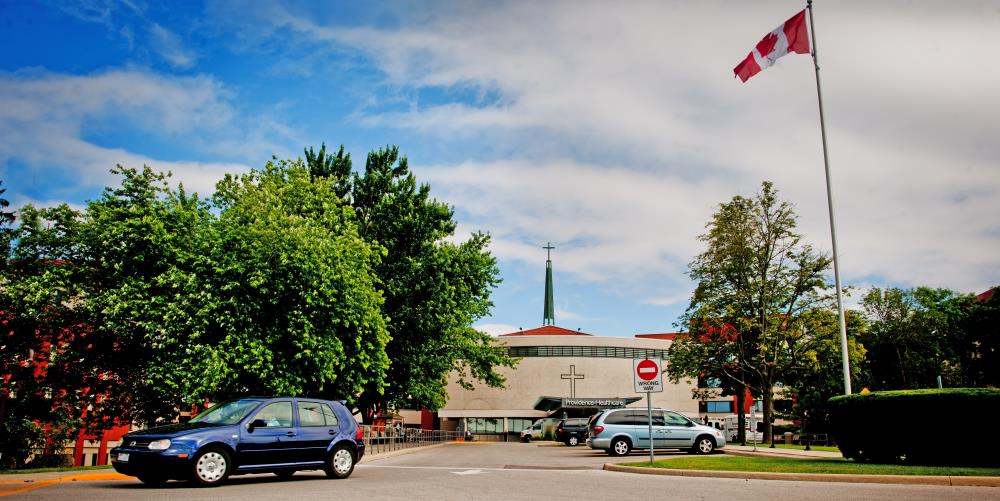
[[148, 439, 171, 450]]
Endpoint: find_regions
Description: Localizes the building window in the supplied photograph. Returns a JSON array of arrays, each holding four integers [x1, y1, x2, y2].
[[467, 418, 502, 434], [508, 418, 534, 433], [506, 346, 670, 360], [706, 401, 734, 413]]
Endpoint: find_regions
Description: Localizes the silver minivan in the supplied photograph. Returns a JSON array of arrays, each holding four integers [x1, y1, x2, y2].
[[586, 408, 726, 456]]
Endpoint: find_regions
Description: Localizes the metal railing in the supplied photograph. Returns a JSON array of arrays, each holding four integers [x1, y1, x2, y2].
[[769, 433, 833, 447], [360, 427, 468, 455]]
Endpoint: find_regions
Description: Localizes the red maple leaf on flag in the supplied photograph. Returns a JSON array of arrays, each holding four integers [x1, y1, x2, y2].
[[755, 32, 778, 60]]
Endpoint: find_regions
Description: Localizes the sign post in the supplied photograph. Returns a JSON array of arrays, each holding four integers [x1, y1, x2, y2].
[[633, 358, 663, 464]]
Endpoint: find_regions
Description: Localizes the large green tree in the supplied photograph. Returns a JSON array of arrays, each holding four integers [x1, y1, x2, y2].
[[19, 163, 392, 426], [1, 203, 98, 466], [778, 308, 867, 434], [205, 160, 389, 405], [668, 181, 835, 443], [308, 145, 515, 420], [963, 287, 1000, 387], [861, 286, 980, 390]]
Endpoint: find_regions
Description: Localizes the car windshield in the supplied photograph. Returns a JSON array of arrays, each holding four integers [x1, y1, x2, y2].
[[190, 400, 262, 425]]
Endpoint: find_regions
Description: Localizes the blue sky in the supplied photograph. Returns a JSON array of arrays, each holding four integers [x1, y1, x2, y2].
[[2, 1, 999, 337]]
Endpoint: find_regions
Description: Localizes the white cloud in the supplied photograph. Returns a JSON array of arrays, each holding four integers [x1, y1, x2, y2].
[[554, 307, 582, 322], [642, 292, 693, 307], [149, 23, 197, 69], [474, 323, 519, 337], [262, 1, 1000, 297], [0, 68, 260, 200]]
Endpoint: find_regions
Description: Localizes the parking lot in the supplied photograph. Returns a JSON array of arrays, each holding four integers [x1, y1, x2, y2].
[[5, 441, 1000, 500]]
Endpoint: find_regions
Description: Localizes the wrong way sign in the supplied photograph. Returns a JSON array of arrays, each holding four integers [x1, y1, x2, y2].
[[633, 358, 663, 393]]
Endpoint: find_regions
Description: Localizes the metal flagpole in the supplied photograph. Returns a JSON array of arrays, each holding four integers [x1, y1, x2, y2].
[[807, 0, 852, 395]]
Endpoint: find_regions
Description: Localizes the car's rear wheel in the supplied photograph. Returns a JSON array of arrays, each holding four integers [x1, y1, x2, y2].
[[137, 474, 167, 486], [522, 436, 531, 443], [609, 438, 631, 456], [324, 444, 355, 479], [692, 436, 715, 455], [190, 447, 231, 487], [567, 435, 579, 447]]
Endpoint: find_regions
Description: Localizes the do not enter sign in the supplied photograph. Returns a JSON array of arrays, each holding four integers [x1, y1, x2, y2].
[[633, 358, 663, 393]]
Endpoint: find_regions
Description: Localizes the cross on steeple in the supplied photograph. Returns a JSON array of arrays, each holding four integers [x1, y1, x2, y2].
[[561, 365, 584, 398], [542, 242, 555, 325]]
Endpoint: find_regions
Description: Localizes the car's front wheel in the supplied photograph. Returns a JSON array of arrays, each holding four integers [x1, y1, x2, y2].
[[190, 447, 231, 487], [608, 438, 631, 456], [692, 436, 715, 455], [567, 435, 580, 447], [324, 444, 356, 479]]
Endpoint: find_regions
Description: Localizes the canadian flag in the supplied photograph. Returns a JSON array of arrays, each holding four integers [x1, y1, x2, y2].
[[733, 10, 810, 83]]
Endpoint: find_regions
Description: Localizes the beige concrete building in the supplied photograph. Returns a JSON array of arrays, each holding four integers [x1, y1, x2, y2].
[[435, 325, 699, 434]]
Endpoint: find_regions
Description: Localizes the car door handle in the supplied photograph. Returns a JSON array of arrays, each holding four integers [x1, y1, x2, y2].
[[286, 431, 296, 437], [328, 429, 337, 435]]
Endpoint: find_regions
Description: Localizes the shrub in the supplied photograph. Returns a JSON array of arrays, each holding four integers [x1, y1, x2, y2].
[[829, 388, 1000, 466]]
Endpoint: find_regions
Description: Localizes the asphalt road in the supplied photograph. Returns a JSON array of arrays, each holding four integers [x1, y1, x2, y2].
[[6, 442, 1000, 500]]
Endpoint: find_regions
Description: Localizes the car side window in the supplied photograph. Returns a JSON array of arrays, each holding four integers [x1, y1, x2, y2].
[[603, 411, 626, 425], [297, 402, 326, 427], [663, 411, 689, 426], [321, 404, 339, 427], [627, 410, 648, 425], [252, 401, 293, 428], [650, 411, 666, 426]]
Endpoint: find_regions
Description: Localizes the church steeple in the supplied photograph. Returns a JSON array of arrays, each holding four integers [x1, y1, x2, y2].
[[543, 242, 555, 326]]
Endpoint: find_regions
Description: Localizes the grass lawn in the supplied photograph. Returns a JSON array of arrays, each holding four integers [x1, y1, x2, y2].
[[0, 465, 113, 475], [622, 456, 1000, 477]]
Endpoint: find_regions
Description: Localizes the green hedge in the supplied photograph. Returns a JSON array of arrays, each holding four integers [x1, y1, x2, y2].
[[829, 388, 1000, 466]]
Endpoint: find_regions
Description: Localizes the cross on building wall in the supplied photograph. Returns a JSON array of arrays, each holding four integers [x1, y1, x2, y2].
[[561, 365, 585, 398]]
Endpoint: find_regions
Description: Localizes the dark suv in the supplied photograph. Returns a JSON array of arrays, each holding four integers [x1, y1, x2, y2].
[[111, 397, 364, 486], [555, 418, 589, 446]]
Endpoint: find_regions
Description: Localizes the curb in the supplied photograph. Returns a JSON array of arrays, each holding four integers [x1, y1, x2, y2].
[[362, 442, 453, 462], [602, 464, 1000, 487]]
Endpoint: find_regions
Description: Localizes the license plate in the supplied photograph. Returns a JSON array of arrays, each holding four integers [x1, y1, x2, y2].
[[118, 453, 129, 462]]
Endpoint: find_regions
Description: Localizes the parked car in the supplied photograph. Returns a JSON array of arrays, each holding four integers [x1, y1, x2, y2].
[[111, 397, 365, 487], [555, 418, 589, 446], [585, 408, 725, 456]]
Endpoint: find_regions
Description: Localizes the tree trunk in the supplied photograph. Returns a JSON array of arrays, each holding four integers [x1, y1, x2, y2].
[[762, 382, 773, 445]]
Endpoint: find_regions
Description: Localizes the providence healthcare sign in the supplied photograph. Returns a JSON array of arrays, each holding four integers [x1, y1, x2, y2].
[[560, 398, 631, 409]]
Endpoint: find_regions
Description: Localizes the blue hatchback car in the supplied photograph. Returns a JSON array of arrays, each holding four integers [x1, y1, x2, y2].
[[110, 397, 365, 486]]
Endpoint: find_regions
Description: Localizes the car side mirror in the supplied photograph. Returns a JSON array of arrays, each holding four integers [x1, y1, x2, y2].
[[685, 421, 694, 427], [248, 419, 268, 431]]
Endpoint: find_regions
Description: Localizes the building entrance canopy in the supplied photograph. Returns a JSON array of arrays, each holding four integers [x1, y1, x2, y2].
[[533, 396, 642, 413]]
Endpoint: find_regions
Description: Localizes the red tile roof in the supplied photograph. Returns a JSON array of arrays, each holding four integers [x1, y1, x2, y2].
[[977, 288, 996, 303], [634, 333, 679, 341], [499, 325, 593, 336]]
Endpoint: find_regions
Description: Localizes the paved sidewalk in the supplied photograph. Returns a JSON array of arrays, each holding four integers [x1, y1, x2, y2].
[[724, 444, 842, 459], [603, 445, 1000, 487]]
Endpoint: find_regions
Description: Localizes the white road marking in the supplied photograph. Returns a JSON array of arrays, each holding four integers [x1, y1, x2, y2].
[[451, 469, 483, 476]]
